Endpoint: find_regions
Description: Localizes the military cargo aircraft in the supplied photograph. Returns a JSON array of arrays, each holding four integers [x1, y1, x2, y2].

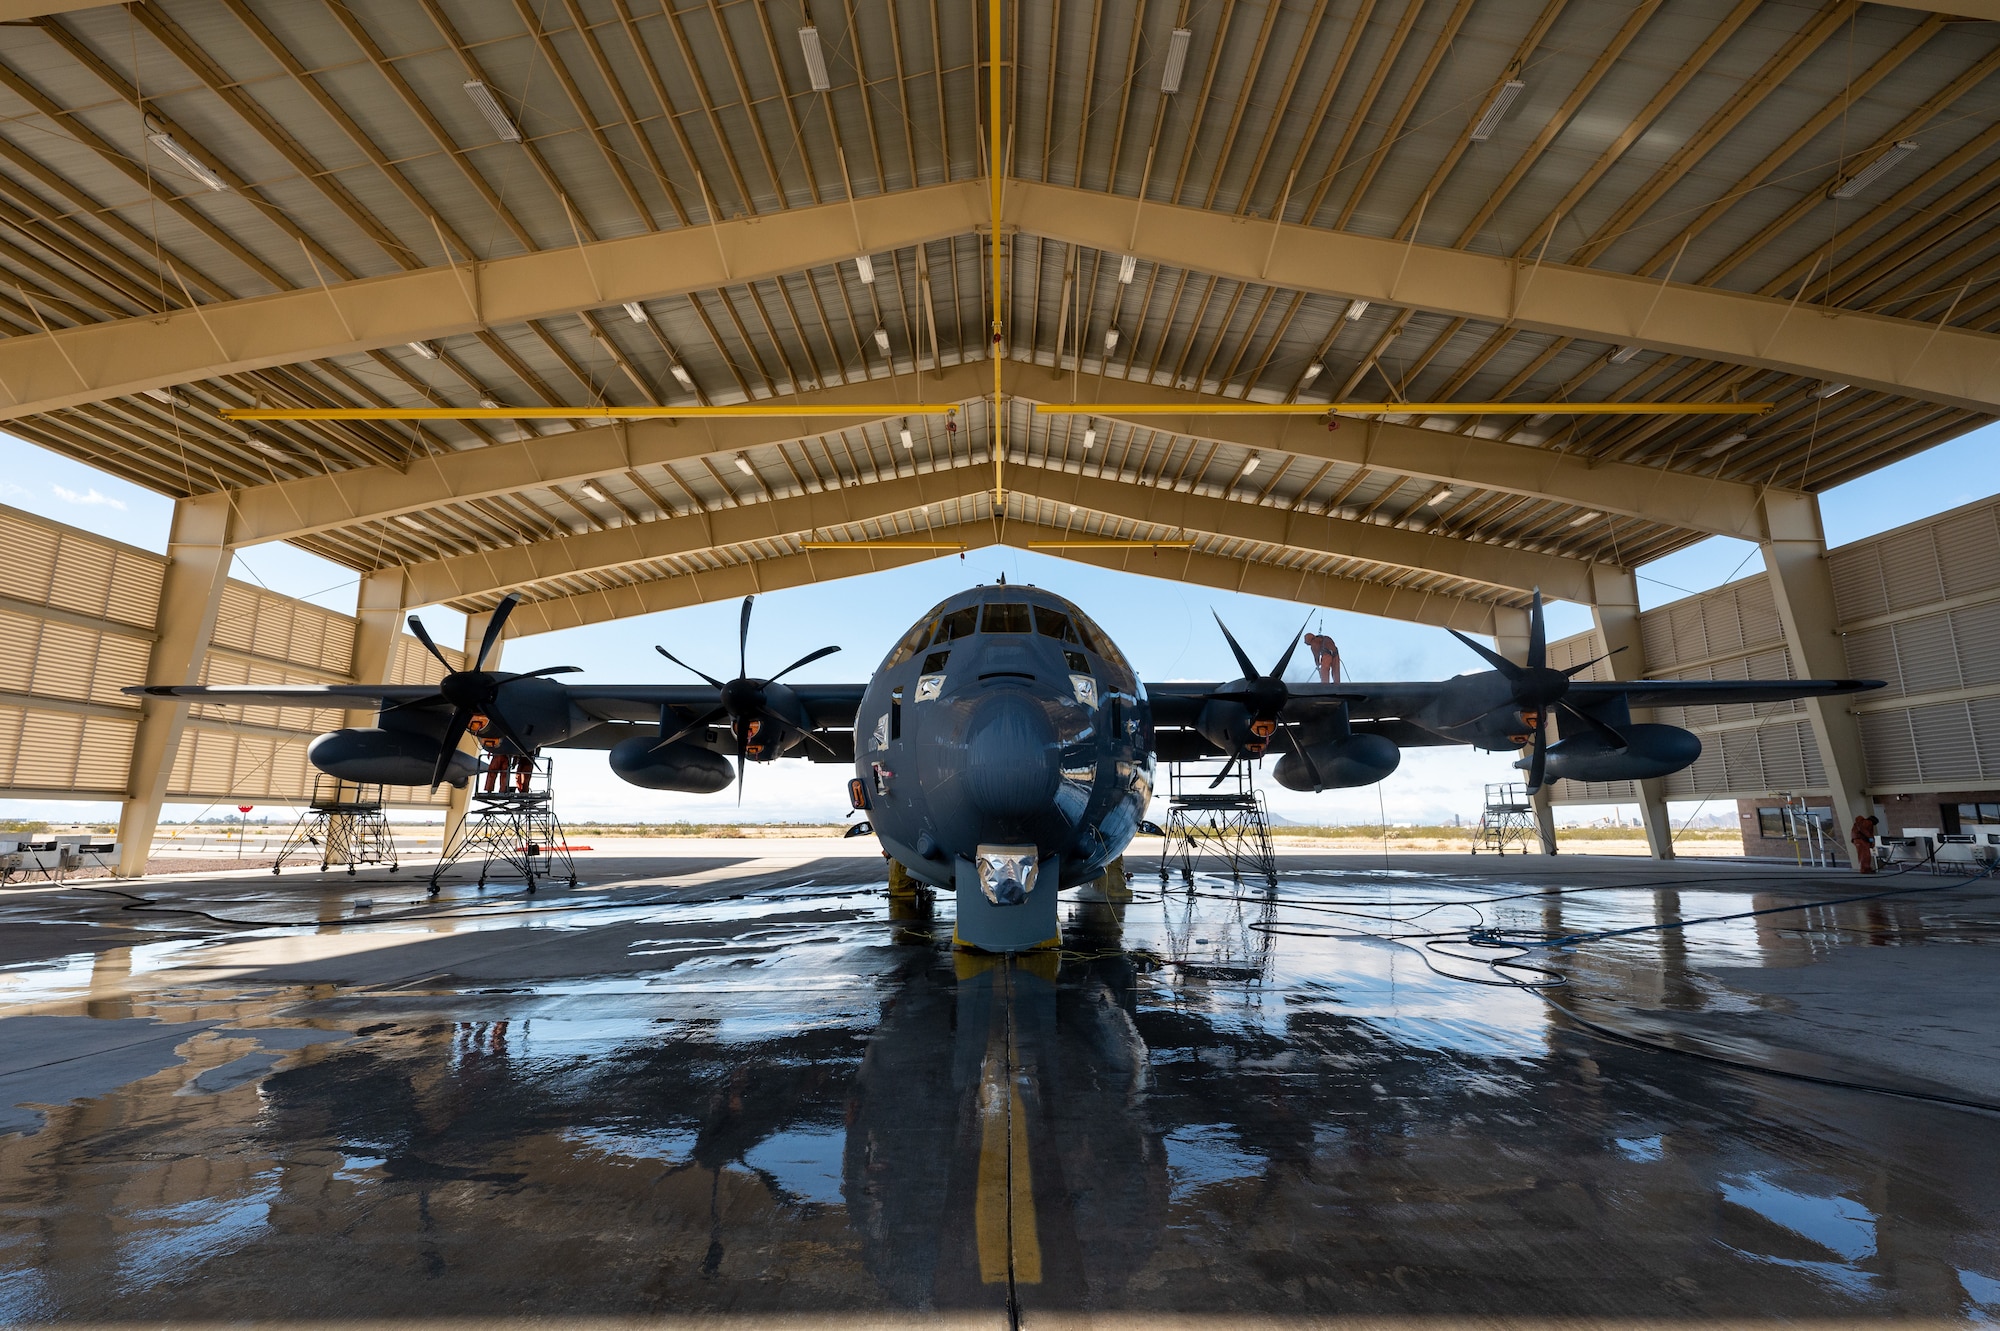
[[130, 583, 1879, 951]]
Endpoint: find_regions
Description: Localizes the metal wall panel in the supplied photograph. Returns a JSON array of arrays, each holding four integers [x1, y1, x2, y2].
[[1554, 493, 2000, 805], [1, 502, 459, 808]]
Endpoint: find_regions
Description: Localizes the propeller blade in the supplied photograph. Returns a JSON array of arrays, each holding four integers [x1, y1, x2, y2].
[[431, 706, 473, 790], [1526, 707, 1548, 795], [1527, 588, 1546, 674], [1556, 699, 1629, 750], [1268, 616, 1313, 680], [652, 705, 726, 752], [654, 644, 726, 689], [1211, 612, 1261, 682], [1447, 627, 1524, 678], [1281, 718, 1324, 793], [520, 665, 583, 677], [406, 614, 452, 671], [768, 643, 841, 683], [475, 593, 519, 672], [1208, 753, 1239, 789], [758, 704, 837, 756], [1561, 645, 1629, 678], [738, 595, 754, 681], [734, 726, 749, 805]]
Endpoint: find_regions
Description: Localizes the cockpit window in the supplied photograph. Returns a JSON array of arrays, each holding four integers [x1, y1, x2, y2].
[[885, 615, 937, 668], [1069, 606, 1130, 671], [982, 602, 1032, 634], [931, 607, 979, 643], [1033, 606, 1080, 643]]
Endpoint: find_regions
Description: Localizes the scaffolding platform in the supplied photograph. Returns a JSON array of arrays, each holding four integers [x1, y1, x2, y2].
[[273, 776, 397, 875], [1158, 760, 1279, 889], [430, 754, 576, 894], [1473, 782, 1536, 855]]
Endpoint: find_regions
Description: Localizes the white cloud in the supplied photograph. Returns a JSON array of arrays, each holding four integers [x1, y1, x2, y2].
[[50, 483, 125, 510]]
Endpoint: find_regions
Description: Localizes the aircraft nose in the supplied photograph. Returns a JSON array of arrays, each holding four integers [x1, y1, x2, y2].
[[963, 690, 1059, 818]]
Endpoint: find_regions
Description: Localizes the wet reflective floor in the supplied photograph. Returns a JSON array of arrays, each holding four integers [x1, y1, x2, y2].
[[3, 844, 1999, 1325]]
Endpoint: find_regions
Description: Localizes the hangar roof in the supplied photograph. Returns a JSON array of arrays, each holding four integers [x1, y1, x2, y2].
[[0, 0, 1993, 632]]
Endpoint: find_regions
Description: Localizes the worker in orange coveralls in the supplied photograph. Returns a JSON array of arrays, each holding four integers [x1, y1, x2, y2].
[[1850, 813, 1879, 874]]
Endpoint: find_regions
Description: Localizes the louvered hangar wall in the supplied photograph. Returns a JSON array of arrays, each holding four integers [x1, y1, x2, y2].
[[1550, 494, 2000, 805], [0, 503, 457, 809]]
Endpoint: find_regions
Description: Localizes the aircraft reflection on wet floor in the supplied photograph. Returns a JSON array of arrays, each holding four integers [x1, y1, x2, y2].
[[1, 854, 1999, 1321]]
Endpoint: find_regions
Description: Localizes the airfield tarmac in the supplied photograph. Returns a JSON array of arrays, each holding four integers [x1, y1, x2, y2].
[[2, 839, 1998, 1326]]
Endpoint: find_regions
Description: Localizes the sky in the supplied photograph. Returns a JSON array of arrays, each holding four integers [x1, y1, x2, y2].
[[5, 422, 1995, 829]]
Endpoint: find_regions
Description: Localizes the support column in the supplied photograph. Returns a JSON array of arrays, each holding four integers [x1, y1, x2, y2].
[[440, 607, 501, 844], [1493, 605, 1557, 855], [116, 495, 233, 876], [1590, 565, 1674, 860], [338, 567, 407, 806], [1760, 491, 1870, 871]]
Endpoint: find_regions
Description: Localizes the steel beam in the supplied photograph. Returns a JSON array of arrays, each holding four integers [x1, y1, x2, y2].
[[1042, 374, 1779, 540], [116, 494, 233, 876], [222, 368, 995, 546], [0, 181, 988, 419], [1005, 179, 2000, 415], [396, 449, 1599, 608], [499, 517, 1513, 638], [1005, 467, 1606, 603], [224, 362, 1777, 551], [1759, 490, 1873, 872], [1588, 564, 1675, 860]]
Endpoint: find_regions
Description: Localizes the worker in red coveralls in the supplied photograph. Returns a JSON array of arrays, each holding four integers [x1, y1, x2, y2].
[[1850, 813, 1879, 874], [1305, 632, 1342, 685]]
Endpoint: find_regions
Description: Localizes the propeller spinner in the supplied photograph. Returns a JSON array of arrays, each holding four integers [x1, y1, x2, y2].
[[1446, 589, 1626, 794], [652, 594, 840, 803], [1205, 612, 1328, 791], [405, 592, 580, 789]]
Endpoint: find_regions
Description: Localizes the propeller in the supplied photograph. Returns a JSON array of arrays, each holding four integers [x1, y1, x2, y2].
[[652, 594, 840, 802], [1206, 612, 1326, 791], [406, 592, 581, 789], [1446, 590, 1628, 795]]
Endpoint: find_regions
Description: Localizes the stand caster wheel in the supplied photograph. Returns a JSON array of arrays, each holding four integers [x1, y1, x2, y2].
[[427, 883, 440, 897], [347, 866, 356, 875]]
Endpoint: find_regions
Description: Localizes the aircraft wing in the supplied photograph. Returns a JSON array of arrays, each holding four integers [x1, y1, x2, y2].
[[563, 683, 869, 729], [1143, 681, 1440, 726], [1568, 677, 1882, 707], [124, 684, 442, 707]]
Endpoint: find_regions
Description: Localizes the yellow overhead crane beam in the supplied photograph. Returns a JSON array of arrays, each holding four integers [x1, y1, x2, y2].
[[1038, 402, 1772, 417], [223, 400, 1768, 422]]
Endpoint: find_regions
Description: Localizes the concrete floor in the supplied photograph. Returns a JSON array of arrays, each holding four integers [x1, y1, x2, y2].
[[1, 839, 1997, 1326]]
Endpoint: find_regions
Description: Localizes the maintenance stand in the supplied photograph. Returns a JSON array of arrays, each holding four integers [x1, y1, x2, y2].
[[429, 753, 577, 895], [1474, 782, 1536, 855], [1158, 760, 1279, 888], [273, 776, 397, 875]]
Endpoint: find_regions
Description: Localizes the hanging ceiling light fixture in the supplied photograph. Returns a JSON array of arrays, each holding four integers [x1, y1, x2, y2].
[[407, 341, 438, 360], [1298, 361, 1323, 390], [142, 116, 227, 192], [462, 80, 523, 143], [900, 419, 915, 449], [798, 26, 831, 91], [1119, 254, 1138, 284], [1103, 327, 1120, 353], [1813, 381, 1850, 399], [670, 364, 695, 391], [580, 482, 608, 502], [1831, 141, 1918, 199], [1238, 455, 1261, 479], [733, 455, 755, 476], [1422, 485, 1455, 507], [1469, 80, 1526, 141], [1344, 299, 1369, 322], [1161, 28, 1192, 94], [873, 327, 891, 354], [623, 301, 649, 323], [1702, 431, 1750, 457], [1082, 421, 1097, 450], [855, 254, 875, 284], [1608, 345, 1639, 364], [1567, 510, 1601, 528]]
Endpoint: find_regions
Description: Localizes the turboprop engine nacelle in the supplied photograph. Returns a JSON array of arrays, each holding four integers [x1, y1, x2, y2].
[[1272, 730, 1402, 791], [608, 735, 735, 793], [307, 728, 479, 787], [1537, 723, 1701, 784]]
